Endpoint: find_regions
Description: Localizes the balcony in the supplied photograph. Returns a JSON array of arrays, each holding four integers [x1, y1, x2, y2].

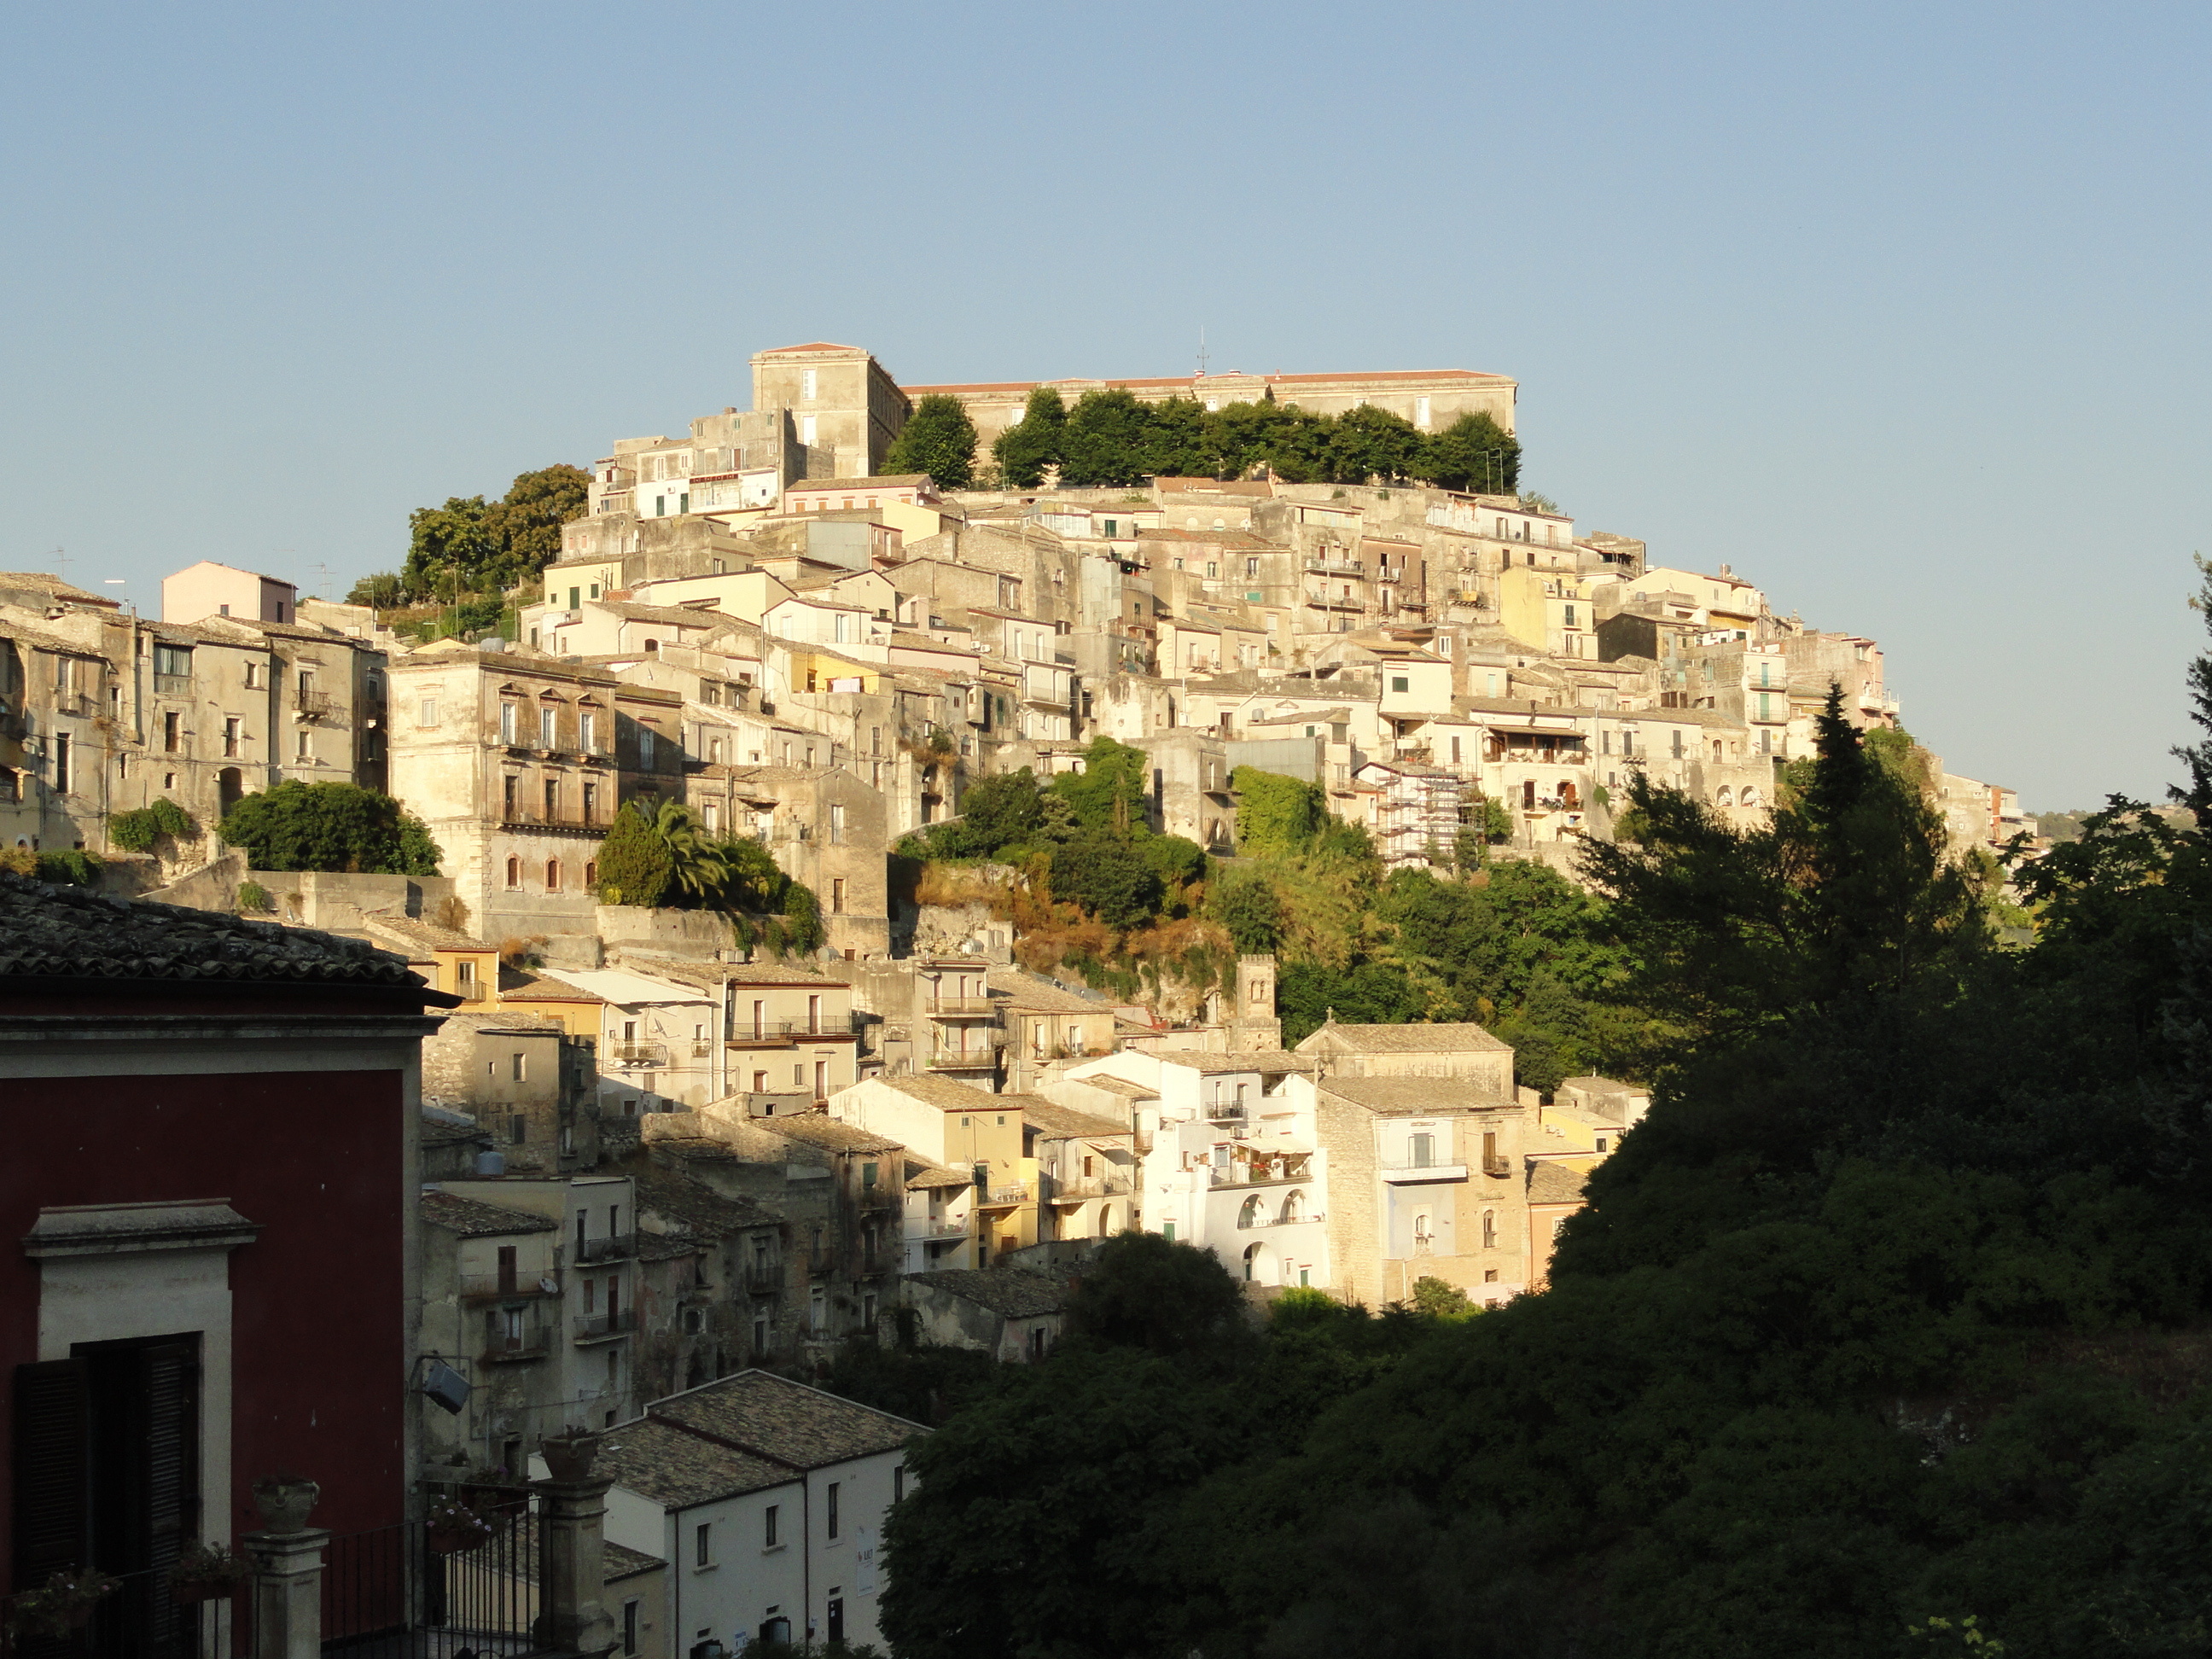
[[742, 1260, 783, 1293], [923, 998, 996, 1016], [608, 1042, 668, 1068], [1304, 559, 1367, 578], [573, 1308, 637, 1342], [292, 691, 335, 721], [727, 1015, 856, 1045], [1481, 1154, 1512, 1178], [574, 1232, 635, 1263], [459, 1273, 560, 1305], [1046, 1172, 1132, 1202], [1207, 1155, 1313, 1188], [911, 1218, 970, 1240], [480, 1330, 551, 1364], [1382, 1161, 1469, 1184], [928, 1047, 998, 1072], [153, 672, 192, 696], [974, 1186, 1029, 1208]]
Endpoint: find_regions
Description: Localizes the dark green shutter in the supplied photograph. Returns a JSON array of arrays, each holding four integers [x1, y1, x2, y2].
[[12, 1359, 89, 1587]]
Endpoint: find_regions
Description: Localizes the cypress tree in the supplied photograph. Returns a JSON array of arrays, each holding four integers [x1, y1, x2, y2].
[[593, 801, 674, 907]]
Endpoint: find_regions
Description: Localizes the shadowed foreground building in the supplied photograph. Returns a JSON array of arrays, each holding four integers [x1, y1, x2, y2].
[[0, 872, 455, 1644]]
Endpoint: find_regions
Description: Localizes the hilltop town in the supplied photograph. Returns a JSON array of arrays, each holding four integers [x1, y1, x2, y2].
[[0, 341, 2025, 1653]]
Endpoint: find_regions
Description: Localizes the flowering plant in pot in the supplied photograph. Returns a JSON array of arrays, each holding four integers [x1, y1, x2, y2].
[[424, 1498, 494, 1557], [166, 1542, 252, 1604], [7, 1569, 119, 1638]]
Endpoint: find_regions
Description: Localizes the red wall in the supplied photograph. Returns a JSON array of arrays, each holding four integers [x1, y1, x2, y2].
[[0, 1064, 410, 1565]]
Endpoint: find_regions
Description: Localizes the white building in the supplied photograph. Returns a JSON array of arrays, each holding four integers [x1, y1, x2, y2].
[[591, 1371, 923, 1655]]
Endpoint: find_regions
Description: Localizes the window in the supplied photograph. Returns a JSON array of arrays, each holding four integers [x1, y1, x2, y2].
[[638, 726, 656, 768], [1391, 676, 1409, 694], [243, 661, 261, 689], [830, 804, 846, 844], [544, 778, 560, 819], [579, 711, 597, 751], [503, 776, 518, 818], [1409, 1132, 1434, 1168], [831, 877, 846, 913], [504, 856, 521, 889], [509, 1114, 526, 1145], [582, 782, 597, 822], [222, 717, 241, 758], [584, 860, 597, 887], [801, 368, 818, 400], [500, 702, 517, 744], [540, 707, 556, 748], [294, 728, 310, 760], [418, 698, 439, 726], [894, 1464, 905, 1504], [696, 1522, 713, 1567], [153, 643, 192, 679], [765, 1504, 779, 1547], [546, 859, 562, 891], [826, 1481, 840, 1540], [621, 1599, 639, 1656], [455, 958, 478, 998], [51, 732, 69, 795], [1482, 1210, 1498, 1249]]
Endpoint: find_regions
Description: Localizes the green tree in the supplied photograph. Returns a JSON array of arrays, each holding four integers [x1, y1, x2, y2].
[[1407, 1276, 1474, 1318], [478, 463, 591, 586], [1422, 411, 1522, 494], [1139, 834, 1208, 892], [1325, 404, 1425, 485], [1142, 397, 1214, 479], [1058, 388, 1157, 487], [1232, 766, 1327, 856], [593, 800, 675, 907], [641, 799, 730, 904], [1063, 1231, 1251, 1361], [217, 782, 439, 875], [952, 768, 1044, 857], [1210, 870, 1285, 954], [1050, 837, 1162, 928], [401, 496, 494, 600], [1050, 737, 1150, 836], [882, 394, 979, 490], [345, 572, 405, 608], [991, 387, 1067, 489]]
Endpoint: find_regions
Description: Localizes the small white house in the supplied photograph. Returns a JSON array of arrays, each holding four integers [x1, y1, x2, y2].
[[587, 1371, 923, 1656]]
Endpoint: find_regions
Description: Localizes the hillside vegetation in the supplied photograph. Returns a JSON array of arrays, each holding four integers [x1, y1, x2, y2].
[[872, 584, 2212, 1658]]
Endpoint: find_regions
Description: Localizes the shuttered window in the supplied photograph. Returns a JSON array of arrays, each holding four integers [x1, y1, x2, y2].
[[12, 1358, 90, 1584]]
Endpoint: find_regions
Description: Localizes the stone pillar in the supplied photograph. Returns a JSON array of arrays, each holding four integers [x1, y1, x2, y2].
[[241, 1528, 329, 1659], [531, 1433, 617, 1658]]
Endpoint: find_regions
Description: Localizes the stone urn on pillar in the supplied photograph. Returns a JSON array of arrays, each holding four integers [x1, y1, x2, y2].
[[532, 1433, 617, 1657], [250, 1475, 321, 1534]]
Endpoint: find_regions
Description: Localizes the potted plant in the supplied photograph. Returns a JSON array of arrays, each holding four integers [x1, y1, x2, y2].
[[166, 1542, 251, 1604], [7, 1569, 119, 1638], [251, 1473, 320, 1535], [424, 1498, 493, 1557]]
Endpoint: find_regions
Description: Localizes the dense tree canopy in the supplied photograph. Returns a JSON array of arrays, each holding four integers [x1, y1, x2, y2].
[[217, 782, 439, 875], [882, 394, 979, 490], [876, 578, 2212, 1658], [991, 387, 1068, 489], [349, 463, 590, 607]]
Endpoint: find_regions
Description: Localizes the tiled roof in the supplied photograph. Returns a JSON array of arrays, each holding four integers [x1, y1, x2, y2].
[[876, 1075, 998, 1111], [1316, 1077, 1512, 1115], [420, 1190, 558, 1237], [631, 1165, 783, 1237], [765, 1114, 905, 1155], [910, 1267, 1067, 1319], [1301, 1022, 1509, 1054], [363, 912, 495, 952], [504, 1516, 663, 1583], [0, 873, 428, 990], [599, 1417, 794, 1509], [500, 972, 603, 1004], [1068, 1074, 1158, 1099], [987, 970, 1109, 1014], [1527, 1161, 1590, 1204], [904, 1158, 974, 1192], [1161, 1050, 1316, 1074], [650, 1371, 923, 1470], [1021, 1101, 1130, 1141]]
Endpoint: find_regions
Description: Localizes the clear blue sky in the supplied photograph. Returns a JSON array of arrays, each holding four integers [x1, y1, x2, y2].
[[3, 2, 2206, 809]]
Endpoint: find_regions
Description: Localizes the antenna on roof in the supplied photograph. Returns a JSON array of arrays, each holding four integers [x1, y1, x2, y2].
[[310, 562, 334, 602], [48, 547, 68, 582], [1196, 327, 1208, 379]]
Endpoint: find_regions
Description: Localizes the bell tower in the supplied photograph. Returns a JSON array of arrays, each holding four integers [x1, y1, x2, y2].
[[1227, 955, 1282, 1053]]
